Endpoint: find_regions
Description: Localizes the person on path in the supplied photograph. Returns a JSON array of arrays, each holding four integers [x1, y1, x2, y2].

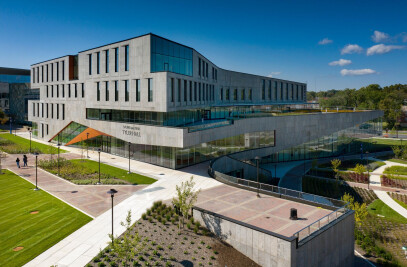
[[16, 157, 20, 168], [23, 155, 28, 167]]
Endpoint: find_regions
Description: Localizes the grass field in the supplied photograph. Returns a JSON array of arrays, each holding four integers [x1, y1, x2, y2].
[[384, 165, 407, 176], [388, 158, 407, 164], [39, 158, 156, 185], [0, 170, 92, 267], [0, 134, 67, 154], [367, 199, 407, 224]]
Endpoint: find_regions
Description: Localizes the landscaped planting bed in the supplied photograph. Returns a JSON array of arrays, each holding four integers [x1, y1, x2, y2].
[[317, 159, 385, 171], [38, 158, 156, 185], [389, 192, 407, 206], [307, 168, 370, 184], [381, 175, 407, 189], [302, 176, 405, 266], [384, 165, 407, 176], [0, 133, 67, 154], [87, 201, 259, 267]]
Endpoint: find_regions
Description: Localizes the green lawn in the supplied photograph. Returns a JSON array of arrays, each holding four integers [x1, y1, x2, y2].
[[39, 158, 156, 185], [0, 133, 67, 154], [384, 166, 407, 176], [0, 170, 92, 267], [318, 159, 385, 171], [367, 199, 407, 224], [388, 158, 407, 164]]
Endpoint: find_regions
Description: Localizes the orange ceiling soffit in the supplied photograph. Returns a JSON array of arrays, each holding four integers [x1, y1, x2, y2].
[[65, 127, 111, 146]]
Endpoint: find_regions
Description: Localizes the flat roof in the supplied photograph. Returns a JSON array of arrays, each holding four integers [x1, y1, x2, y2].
[[195, 184, 331, 239]]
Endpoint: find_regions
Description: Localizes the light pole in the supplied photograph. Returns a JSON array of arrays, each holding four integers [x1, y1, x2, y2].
[[255, 156, 261, 197], [9, 117, 12, 134], [57, 143, 61, 176], [107, 188, 118, 244], [128, 142, 131, 174], [97, 148, 101, 185], [86, 132, 89, 158], [28, 127, 32, 153], [34, 153, 40, 191]]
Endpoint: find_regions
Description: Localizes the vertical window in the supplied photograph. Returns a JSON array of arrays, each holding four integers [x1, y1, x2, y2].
[[136, 79, 140, 102], [171, 78, 174, 102], [125, 45, 129, 71], [88, 54, 92, 75], [226, 88, 229, 100], [249, 88, 252, 100], [51, 85, 54, 97], [114, 81, 119, 101], [82, 83, 85, 98], [46, 64, 49, 82], [198, 58, 201, 76], [41, 103, 44, 117], [46, 103, 48, 118], [199, 83, 201, 101], [32, 103, 35, 116], [42, 66, 44, 82], [184, 80, 187, 102], [233, 89, 237, 100], [203, 83, 205, 101], [280, 82, 283, 100], [62, 104, 65, 120], [62, 84, 65, 98], [97, 82, 100, 101], [189, 81, 192, 102], [46, 86, 49, 97], [241, 89, 245, 100], [124, 80, 129, 102], [46, 124, 49, 135], [33, 68, 35, 83], [286, 83, 288, 100], [105, 50, 109, 73], [51, 104, 53, 118], [220, 88, 223, 101], [51, 63, 54, 81], [268, 80, 272, 100], [37, 67, 39, 83], [75, 84, 78, 98], [105, 81, 109, 101], [262, 80, 265, 100], [114, 48, 119, 72], [274, 81, 277, 100], [62, 61, 65, 80], [56, 62, 59, 81], [97, 52, 100, 74], [296, 84, 299, 100], [148, 78, 153, 102], [178, 79, 181, 102], [37, 103, 39, 117], [68, 84, 71, 98], [194, 82, 197, 101], [206, 63, 208, 78], [56, 104, 59, 119], [56, 85, 59, 98]]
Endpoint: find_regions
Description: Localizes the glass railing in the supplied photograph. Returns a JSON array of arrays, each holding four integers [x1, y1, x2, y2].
[[187, 119, 233, 132]]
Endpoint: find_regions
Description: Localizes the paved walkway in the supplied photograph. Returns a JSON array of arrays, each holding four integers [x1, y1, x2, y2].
[[369, 160, 407, 219], [12, 134, 222, 266], [3, 153, 146, 217]]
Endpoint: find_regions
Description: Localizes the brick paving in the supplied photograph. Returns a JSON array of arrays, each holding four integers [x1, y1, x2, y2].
[[195, 184, 332, 238], [2, 153, 146, 217]]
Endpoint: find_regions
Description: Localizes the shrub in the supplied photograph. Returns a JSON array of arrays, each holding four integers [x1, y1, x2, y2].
[[166, 214, 171, 221], [192, 257, 196, 261], [210, 256, 215, 260], [194, 225, 199, 234], [162, 218, 166, 225], [170, 256, 176, 261], [138, 255, 144, 261], [93, 257, 101, 263], [142, 213, 147, 220], [184, 251, 189, 255], [206, 245, 211, 249], [98, 262, 106, 267], [187, 222, 191, 229], [153, 250, 158, 255], [146, 209, 151, 216], [195, 221, 201, 228], [202, 228, 208, 236]]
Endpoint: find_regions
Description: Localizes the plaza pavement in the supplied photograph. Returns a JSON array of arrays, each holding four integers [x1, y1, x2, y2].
[[13, 134, 222, 266]]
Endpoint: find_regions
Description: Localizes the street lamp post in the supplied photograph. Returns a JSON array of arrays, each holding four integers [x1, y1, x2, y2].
[[34, 153, 40, 191], [97, 148, 101, 185], [107, 188, 118, 244], [255, 156, 261, 198], [28, 127, 32, 153], [9, 117, 12, 134], [86, 132, 89, 158], [128, 142, 131, 174], [57, 143, 61, 176]]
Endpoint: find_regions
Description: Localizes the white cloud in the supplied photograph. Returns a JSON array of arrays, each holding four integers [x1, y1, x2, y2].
[[318, 38, 333, 45], [328, 59, 352, 66], [372, 30, 390, 43], [267, 72, 281, 77], [341, 44, 363, 55], [340, 69, 376, 76], [366, 44, 405, 55]]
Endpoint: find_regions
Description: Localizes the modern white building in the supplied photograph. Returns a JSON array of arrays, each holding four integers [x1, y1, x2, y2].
[[28, 33, 382, 169]]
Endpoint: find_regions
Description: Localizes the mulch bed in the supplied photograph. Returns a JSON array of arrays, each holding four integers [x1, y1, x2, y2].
[[87, 201, 259, 267]]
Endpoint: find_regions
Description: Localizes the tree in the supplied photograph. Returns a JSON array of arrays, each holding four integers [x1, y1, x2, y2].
[[108, 210, 144, 264], [172, 176, 200, 232], [353, 163, 367, 175], [331, 159, 341, 183], [341, 193, 368, 225], [392, 145, 402, 159]]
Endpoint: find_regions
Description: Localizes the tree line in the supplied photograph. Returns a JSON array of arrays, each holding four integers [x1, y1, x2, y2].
[[307, 84, 407, 129]]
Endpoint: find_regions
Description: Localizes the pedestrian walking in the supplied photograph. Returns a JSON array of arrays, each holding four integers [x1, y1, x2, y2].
[[23, 155, 28, 167], [16, 157, 20, 168]]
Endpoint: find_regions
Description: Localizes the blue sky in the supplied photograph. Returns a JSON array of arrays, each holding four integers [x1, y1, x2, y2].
[[1, 0, 406, 91]]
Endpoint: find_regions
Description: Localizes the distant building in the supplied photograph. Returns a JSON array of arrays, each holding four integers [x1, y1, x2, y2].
[[0, 67, 39, 124]]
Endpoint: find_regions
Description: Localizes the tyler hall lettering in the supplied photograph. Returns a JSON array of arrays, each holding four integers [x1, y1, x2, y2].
[[122, 125, 141, 137]]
